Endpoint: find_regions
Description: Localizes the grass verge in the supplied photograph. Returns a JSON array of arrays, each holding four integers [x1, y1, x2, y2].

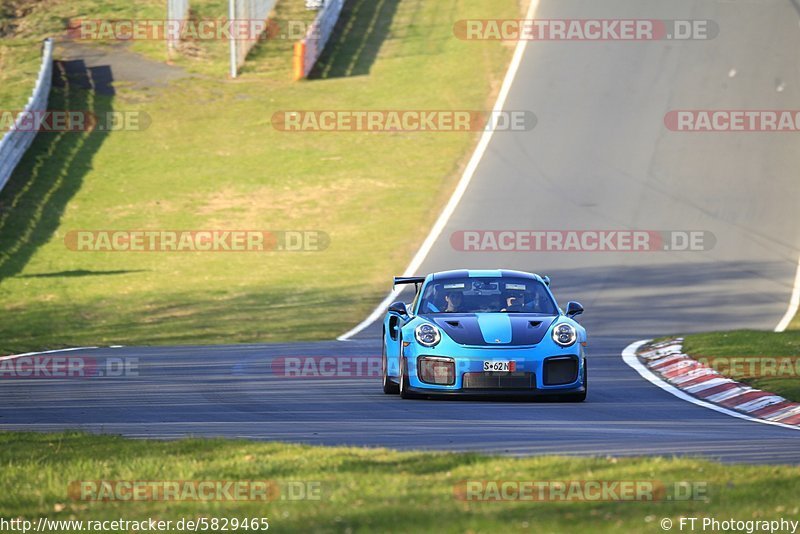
[[0, 39, 43, 112], [0, 0, 48, 110], [681, 330, 800, 402], [0, 0, 520, 353], [2, 431, 799, 533]]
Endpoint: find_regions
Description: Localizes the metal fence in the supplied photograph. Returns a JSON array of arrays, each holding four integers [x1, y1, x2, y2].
[[0, 38, 54, 194], [167, 0, 191, 52], [229, 0, 278, 78], [293, 0, 345, 80]]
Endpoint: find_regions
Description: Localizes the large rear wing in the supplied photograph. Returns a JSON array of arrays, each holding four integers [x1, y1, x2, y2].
[[393, 276, 425, 291]]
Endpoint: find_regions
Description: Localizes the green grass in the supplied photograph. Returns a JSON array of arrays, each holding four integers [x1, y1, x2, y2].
[[0, 0, 308, 79], [2, 432, 799, 533], [0, 0, 169, 111], [0, 0, 46, 110], [0, 38, 43, 111], [681, 330, 800, 402], [0, 0, 520, 353]]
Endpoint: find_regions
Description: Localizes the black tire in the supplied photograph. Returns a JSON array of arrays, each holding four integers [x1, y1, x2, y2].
[[399, 356, 417, 399], [382, 341, 399, 394], [561, 362, 587, 402]]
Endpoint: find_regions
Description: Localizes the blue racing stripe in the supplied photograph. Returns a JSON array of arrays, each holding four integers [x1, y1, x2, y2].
[[468, 270, 503, 278], [476, 313, 513, 344]]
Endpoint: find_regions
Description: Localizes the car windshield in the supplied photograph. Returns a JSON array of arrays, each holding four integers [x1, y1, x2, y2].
[[417, 277, 558, 315]]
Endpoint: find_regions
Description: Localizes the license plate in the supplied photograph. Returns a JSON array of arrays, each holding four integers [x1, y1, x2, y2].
[[483, 360, 516, 372]]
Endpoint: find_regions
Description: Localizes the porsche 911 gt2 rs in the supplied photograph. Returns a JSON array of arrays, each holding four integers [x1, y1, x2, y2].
[[381, 269, 587, 401]]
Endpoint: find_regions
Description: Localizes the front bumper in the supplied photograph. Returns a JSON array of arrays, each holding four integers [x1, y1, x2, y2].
[[403, 344, 586, 395], [402, 381, 585, 399]]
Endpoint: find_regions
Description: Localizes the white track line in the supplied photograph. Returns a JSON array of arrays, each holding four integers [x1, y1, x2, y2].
[[337, 0, 542, 341], [775, 256, 800, 332], [621, 340, 800, 431], [0, 346, 98, 362]]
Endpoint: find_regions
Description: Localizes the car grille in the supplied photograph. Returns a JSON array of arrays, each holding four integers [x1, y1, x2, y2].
[[462, 372, 535, 389], [543, 356, 579, 385]]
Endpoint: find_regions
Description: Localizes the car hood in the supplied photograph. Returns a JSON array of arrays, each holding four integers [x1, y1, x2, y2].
[[423, 313, 557, 346]]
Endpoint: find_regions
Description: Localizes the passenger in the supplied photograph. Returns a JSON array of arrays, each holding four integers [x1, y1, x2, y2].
[[502, 291, 525, 312]]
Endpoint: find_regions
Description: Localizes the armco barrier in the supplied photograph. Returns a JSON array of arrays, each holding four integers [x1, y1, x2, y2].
[[293, 0, 344, 80], [0, 38, 54, 193]]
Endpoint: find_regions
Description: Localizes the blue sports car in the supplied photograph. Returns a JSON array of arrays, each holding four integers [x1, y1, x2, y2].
[[381, 269, 587, 401]]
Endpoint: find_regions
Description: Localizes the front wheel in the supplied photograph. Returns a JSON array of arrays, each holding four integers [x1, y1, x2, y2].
[[399, 357, 417, 399], [382, 343, 399, 394], [561, 362, 587, 402]]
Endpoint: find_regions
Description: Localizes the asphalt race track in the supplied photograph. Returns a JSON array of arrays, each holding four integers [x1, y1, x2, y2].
[[2, 0, 799, 463]]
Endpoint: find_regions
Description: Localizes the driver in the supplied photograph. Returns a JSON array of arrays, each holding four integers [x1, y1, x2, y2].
[[443, 291, 463, 312]]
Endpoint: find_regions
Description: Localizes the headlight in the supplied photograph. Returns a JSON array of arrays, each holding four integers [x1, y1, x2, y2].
[[414, 323, 441, 347], [552, 323, 577, 347]]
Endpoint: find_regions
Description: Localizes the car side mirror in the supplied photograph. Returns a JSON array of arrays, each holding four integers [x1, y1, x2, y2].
[[565, 301, 584, 318], [388, 301, 409, 316]]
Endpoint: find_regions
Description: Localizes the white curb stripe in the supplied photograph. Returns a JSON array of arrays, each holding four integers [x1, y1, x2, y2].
[[653, 355, 690, 368], [735, 396, 785, 413], [770, 406, 800, 422], [684, 377, 733, 393], [639, 346, 683, 360], [695, 384, 740, 399], [759, 403, 800, 419], [658, 360, 699, 375], [705, 387, 753, 403], [649, 340, 685, 349], [650, 354, 688, 368], [670, 369, 717, 385]]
